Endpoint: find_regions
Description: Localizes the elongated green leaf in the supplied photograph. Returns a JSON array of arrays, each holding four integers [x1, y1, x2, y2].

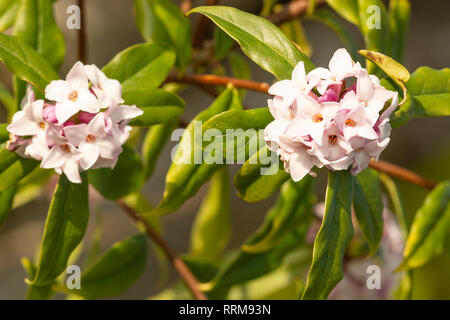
[[75, 234, 147, 299], [203, 220, 309, 291], [0, 123, 9, 143], [326, 0, 359, 25], [308, 9, 358, 59], [191, 167, 231, 261], [280, 17, 312, 57], [31, 174, 89, 286], [188, 6, 314, 79], [14, 0, 65, 71], [0, 83, 15, 119], [357, 0, 389, 73], [126, 89, 185, 127], [407, 67, 450, 117], [0, 33, 58, 92], [151, 87, 241, 216], [243, 177, 315, 253], [22, 257, 54, 300], [353, 168, 383, 254], [0, 0, 20, 32], [388, 0, 410, 62], [89, 144, 145, 200], [214, 27, 234, 61], [201, 107, 272, 162], [102, 43, 175, 97], [0, 150, 38, 192], [379, 172, 408, 235], [134, 0, 191, 69], [398, 181, 450, 271], [142, 121, 177, 179], [0, 185, 16, 228], [234, 147, 290, 202], [302, 170, 354, 300], [359, 50, 410, 85]]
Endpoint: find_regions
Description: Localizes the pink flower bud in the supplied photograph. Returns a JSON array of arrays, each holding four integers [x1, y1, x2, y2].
[[43, 104, 57, 123], [78, 111, 96, 124]]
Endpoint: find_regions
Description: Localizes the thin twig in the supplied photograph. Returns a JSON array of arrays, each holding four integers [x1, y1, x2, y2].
[[267, 0, 326, 25], [180, 0, 193, 14], [192, 0, 219, 47], [116, 200, 208, 300], [369, 160, 437, 190], [77, 0, 87, 64], [165, 74, 270, 93]]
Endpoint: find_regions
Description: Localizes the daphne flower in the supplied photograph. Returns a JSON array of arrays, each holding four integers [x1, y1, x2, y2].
[[45, 61, 98, 124], [278, 135, 316, 182], [284, 91, 340, 144], [7, 99, 45, 136], [64, 113, 121, 170], [84, 64, 123, 108], [308, 48, 359, 94]]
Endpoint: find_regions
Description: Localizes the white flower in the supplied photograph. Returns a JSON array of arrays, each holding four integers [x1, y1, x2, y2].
[[64, 113, 122, 170], [264, 48, 399, 182], [6, 61, 143, 184], [45, 61, 99, 124], [84, 64, 123, 108]]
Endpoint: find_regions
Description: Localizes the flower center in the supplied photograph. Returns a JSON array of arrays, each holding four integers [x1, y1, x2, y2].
[[60, 144, 71, 153], [312, 113, 323, 123], [345, 118, 357, 127], [68, 91, 78, 102], [39, 122, 45, 129], [86, 134, 96, 143], [328, 135, 338, 145]]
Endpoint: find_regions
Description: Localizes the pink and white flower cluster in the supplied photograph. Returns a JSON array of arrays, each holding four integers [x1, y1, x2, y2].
[[265, 48, 398, 181], [6, 62, 143, 183]]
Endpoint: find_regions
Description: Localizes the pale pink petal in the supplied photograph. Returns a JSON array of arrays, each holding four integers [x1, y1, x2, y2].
[[109, 104, 143, 124], [41, 146, 66, 169], [356, 69, 374, 102], [7, 114, 39, 136], [87, 113, 107, 138], [292, 62, 307, 89], [64, 124, 88, 146], [288, 151, 314, 182], [55, 102, 80, 124], [45, 80, 72, 102], [307, 67, 332, 80], [329, 48, 354, 80], [78, 142, 100, 170], [96, 136, 122, 159], [63, 159, 82, 183], [66, 61, 89, 88]]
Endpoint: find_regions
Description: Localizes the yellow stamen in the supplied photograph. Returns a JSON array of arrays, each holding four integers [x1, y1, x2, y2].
[[86, 134, 96, 143], [328, 135, 338, 145], [68, 91, 78, 102], [312, 113, 323, 123], [345, 118, 357, 127], [60, 144, 71, 153]]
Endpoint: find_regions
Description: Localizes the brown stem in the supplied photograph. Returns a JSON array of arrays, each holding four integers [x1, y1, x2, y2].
[[77, 0, 87, 64], [165, 74, 270, 93], [180, 0, 193, 14], [192, 0, 219, 47], [116, 200, 207, 300], [267, 0, 326, 25], [369, 160, 437, 190]]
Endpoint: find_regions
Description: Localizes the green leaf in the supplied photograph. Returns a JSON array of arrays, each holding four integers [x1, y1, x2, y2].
[[353, 168, 383, 255], [75, 233, 147, 299], [302, 170, 354, 300], [0, 148, 39, 192], [398, 181, 450, 271], [279, 17, 312, 57], [388, 0, 410, 62], [0, 33, 58, 92], [214, 27, 234, 61], [151, 87, 241, 216], [22, 258, 54, 300], [31, 173, 89, 286], [0, 0, 20, 32], [406, 67, 450, 117], [89, 144, 145, 200], [243, 177, 315, 253], [0, 123, 9, 143], [13, 0, 65, 71], [190, 167, 231, 261], [0, 83, 15, 120], [134, 0, 191, 69], [357, 0, 389, 73], [203, 218, 309, 291], [126, 89, 185, 127], [234, 147, 290, 202], [0, 185, 16, 228], [379, 172, 408, 236], [102, 43, 175, 98], [142, 121, 177, 179], [188, 6, 315, 79], [358, 49, 410, 86], [325, 0, 359, 25], [201, 107, 272, 162], [308, 9, 358, 60]]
